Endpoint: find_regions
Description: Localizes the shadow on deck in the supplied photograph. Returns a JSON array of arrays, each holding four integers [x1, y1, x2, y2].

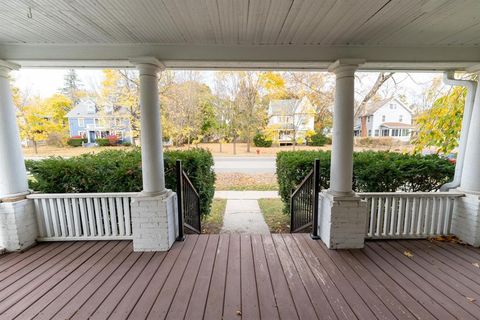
[[0, 234, 480, 319]]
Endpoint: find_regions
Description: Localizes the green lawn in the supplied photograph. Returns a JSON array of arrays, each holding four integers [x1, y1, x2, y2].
[[258, 198, 290, 233], [201, 199, 227, 234]]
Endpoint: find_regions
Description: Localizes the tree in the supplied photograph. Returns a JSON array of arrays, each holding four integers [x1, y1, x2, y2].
[[161, 80, 214, 146], [17, 97, 67, 153], [61, 69, 84, 105], [413, 86, 466, 154]]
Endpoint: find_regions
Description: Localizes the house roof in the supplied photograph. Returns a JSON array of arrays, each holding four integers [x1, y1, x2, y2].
[[363, 98, 412, 116], [269, 99, 302, 116], [66, 102, 129, 118], [380, 122, 415, 129]]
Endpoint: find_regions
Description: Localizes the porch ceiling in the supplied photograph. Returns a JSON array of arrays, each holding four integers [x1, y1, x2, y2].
[[1, 0, 480, 70]]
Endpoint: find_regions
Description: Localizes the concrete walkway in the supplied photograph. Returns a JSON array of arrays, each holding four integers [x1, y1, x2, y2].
[[221, 199, 270, 234]]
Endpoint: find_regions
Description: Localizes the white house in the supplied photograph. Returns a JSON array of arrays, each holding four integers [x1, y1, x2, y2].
[[267, 97, 315, 145], [354, 98, 414, 142]]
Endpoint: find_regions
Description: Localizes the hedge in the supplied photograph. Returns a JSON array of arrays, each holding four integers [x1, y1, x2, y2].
[[26, 148, 216, 216], [67, 137, 87, 147], [253, 132, 273, 147], [276, 150, 454, 213]]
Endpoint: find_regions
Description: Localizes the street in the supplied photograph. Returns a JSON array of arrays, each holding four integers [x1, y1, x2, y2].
[[213, 156, 276, 174]]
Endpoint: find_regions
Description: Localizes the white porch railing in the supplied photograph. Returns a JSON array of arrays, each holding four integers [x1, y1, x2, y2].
[[358, 192, 464, 239], [27, 193, 137, 241]]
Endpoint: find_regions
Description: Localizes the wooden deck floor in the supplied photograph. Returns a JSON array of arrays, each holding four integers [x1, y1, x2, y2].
[[1, 235, 480, 319]]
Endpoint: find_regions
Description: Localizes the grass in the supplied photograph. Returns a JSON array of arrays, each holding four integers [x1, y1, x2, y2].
[[258, 198, 290, 233], [201, 199, 227, 234]]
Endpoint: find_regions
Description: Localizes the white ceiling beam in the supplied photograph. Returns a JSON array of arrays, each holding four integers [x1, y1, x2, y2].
[[1, 43, 479, 71]]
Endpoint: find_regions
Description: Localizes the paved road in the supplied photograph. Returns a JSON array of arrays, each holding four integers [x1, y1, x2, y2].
[[213, 156, 276, 174]]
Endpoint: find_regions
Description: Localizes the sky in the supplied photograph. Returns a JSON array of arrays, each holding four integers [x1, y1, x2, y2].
[[12, 68, 446, 109]]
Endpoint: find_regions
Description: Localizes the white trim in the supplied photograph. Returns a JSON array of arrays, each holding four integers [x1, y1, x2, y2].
[[2, 44, 480, 70]]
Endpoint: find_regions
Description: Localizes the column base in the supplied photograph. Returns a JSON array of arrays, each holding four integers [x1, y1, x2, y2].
[[452, 191, 480, 247], [131, 189, 178, 252], [318, 191, 367, 249], [0, 199, 38, 251]]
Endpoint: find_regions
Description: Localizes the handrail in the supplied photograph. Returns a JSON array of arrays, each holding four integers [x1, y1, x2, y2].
[[27, 192, 138, 199]]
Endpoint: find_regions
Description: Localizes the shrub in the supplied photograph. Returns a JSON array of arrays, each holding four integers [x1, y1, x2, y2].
[[96, 138, 110, 146], [26, 148, 216, 216], [106, 134, 119, 146], [306, 132, 331, 146], [276, 150, 454, 213], [122, 141, 132, 147], [67, 136, 86, 147], [253, 132, 273, 147]]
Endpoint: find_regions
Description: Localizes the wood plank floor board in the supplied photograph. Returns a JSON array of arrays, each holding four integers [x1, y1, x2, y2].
[[146, 235, 200, 319], [400, 240, 480, 294], [338, 250, 417, 320], [240, 234, 261, 320], [292, 234, 357, 320], [361, 244, 455, 320], [318, 241, 395, 320], [0, 236, 479, 320], [0, 242, 61, 274], [223, 233, 242, 320], [128, 236, 195, 320], [203, 234, 229, 320], [51, 243, 135, 320], [34, 241, 131, 320], [104, 251, 168, 320], [388, 241, 480, 298], [281, 234, 337, 320], [271, 234, 319, 320], [374, 241, 480, 318], [184, 234, 220, 320], [166, 235, 209, 320], [69, 251, 150, 319], [367, 242, 474, 319], [15, 241, 120, 320], [306, 236, 376, 320], [0, 242, 93, 313], [250, 234, 280, 320], [262, 235, 299, 320], [0, 241, 74, 288], [350, 249, 437, 320], [1, 241, 111, 319]]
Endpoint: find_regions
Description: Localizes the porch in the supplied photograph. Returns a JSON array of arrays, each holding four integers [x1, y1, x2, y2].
[[1, 234, 480, 320]]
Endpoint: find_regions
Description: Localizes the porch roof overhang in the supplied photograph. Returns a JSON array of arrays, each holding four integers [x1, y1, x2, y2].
[[1, 0, 480, 71]]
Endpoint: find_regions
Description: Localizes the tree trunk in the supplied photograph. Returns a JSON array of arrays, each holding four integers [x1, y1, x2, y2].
[[233, 137, 237, 155], [219, 141, 223, 153], [33, 140, 38, 154], [246, 137, 251, 153]]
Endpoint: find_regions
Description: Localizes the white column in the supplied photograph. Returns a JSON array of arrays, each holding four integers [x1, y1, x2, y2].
[[130, 58, 177, 252], [460, 77, 480, 193], [132, 58, 166, 196], [0, 61, 29, 199], [328, 60, 361, 196]]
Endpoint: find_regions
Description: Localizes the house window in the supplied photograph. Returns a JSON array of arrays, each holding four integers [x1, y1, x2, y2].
[[399, 115, 403, 122], [382, 115, 386, 122], [375, 130, 379, 136], [368, 130, 372, 136], [382, 129, 389, 136], [367, 116, 371, 123], [78, 118, 85, 127]]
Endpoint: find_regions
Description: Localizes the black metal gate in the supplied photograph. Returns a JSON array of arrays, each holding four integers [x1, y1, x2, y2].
[[176, 160, 201, 240], [290, 159, 320, 239]]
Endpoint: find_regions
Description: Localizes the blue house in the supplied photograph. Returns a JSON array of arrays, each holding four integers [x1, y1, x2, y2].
[[66, 101, 133, 144]]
